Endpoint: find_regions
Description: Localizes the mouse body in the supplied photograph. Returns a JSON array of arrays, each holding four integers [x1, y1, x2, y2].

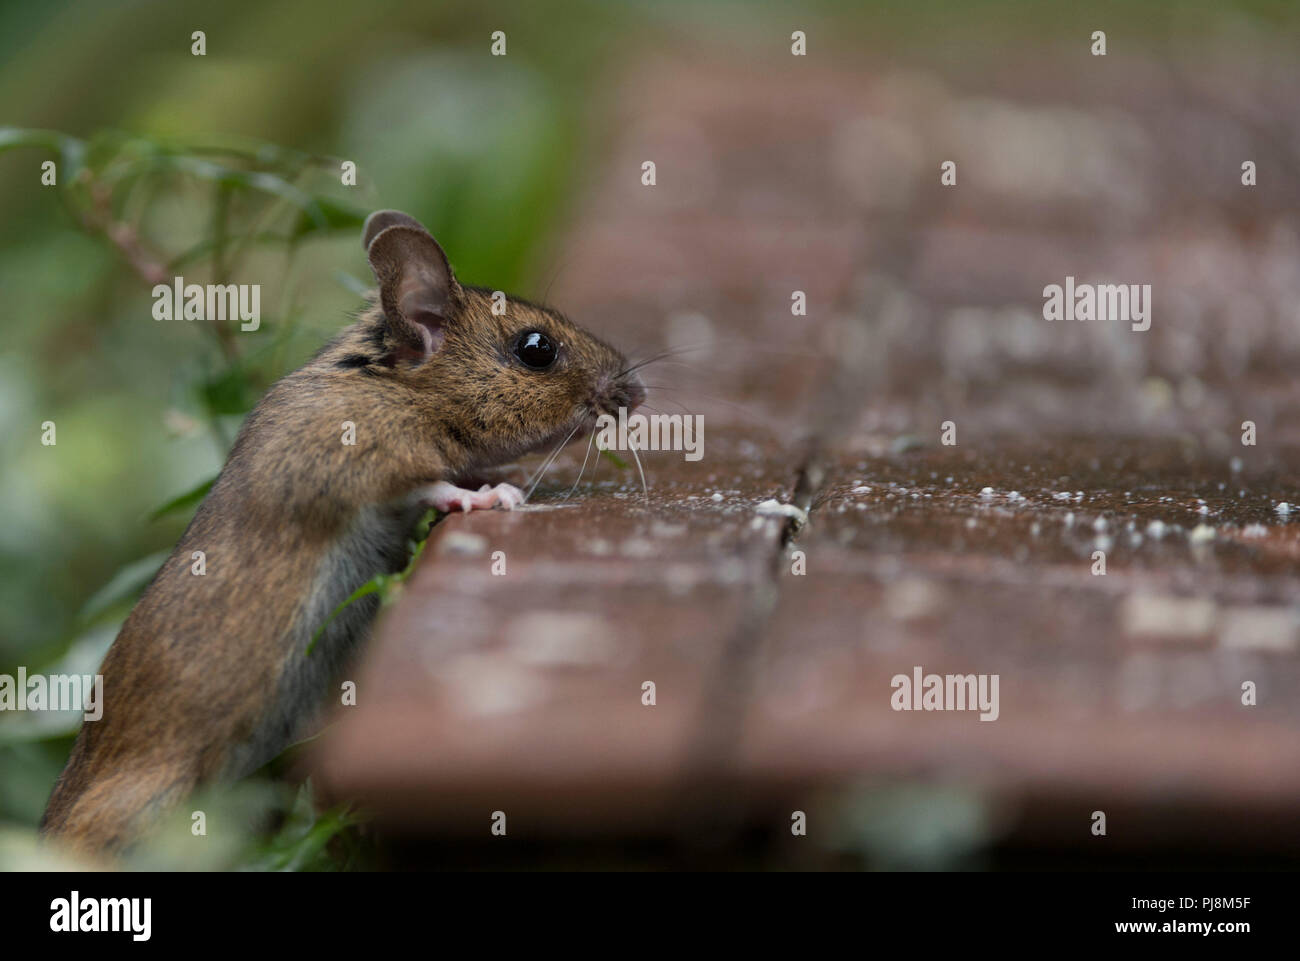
[[40, 210, 644, 853]]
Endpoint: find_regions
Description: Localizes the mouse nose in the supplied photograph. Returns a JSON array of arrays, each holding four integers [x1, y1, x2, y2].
[[622, 375, 646, 411], [597, 373, 645, 414]]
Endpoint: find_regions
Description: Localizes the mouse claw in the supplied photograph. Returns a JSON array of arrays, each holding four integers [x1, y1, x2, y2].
[[493, 483, 524, 511], [417, 481, 526, 514]]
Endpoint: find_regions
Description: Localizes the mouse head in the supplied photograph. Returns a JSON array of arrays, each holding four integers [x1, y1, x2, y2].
[[361, 210, 645, 466]]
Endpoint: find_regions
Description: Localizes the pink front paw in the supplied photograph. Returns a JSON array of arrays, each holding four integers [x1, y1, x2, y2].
[[420, 481, 525, 513], [485, 482, 525, 510]]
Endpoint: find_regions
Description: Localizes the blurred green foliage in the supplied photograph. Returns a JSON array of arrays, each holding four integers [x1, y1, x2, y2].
[[0, 0, 625, 866], [0, 0, 1294, 869]]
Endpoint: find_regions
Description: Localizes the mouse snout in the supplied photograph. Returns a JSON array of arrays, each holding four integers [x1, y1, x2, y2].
[[594, 372, 645, 414], [622, 375, 646, 411]]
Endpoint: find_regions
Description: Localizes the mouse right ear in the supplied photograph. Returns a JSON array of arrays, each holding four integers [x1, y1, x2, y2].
[[361, 209, 429, 251], [365, 219, 460, 364]]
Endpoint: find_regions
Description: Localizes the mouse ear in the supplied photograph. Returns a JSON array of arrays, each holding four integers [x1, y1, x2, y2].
[[366, 223, 460, 363], [361, 209, 428, 251]]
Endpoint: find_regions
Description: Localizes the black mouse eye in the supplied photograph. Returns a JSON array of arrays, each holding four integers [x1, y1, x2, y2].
[[513, 330, 558, 370]]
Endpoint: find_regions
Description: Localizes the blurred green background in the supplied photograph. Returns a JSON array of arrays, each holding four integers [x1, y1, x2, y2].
[[1, 0, 1296, 867], [0, 0, 638, 866]]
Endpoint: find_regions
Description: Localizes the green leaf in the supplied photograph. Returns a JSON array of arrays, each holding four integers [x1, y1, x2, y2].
[[164, 156, 325, 221], [76, 550, 169, 625], [289, 197, 367, 240], [306, 508, 440, 655], [238, 785, 366, 872], [199, 365, 257, 417], [168, 196, 363, 268], [148, 476, 216, 522], [273, 805, 363, 872], [600, 448, 630, 470], [0, 127, 81, 153], [306, 578, 385, 655], [0, 128, 87, 182], [168, 230, 292, 270]]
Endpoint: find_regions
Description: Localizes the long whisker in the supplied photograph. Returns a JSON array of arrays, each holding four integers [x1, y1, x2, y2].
[[639, 385, 766, 423], [562, 430, 598, 501], [617, 344, 708, 378], [622, 341, 833, 380], [524, 440, 569, 504], [617, 339, 835, 381], [630, 394, 691, 416], [523, 441, 559, 495], [626, 436, 649, 502], [524, 421, 583, 503], [540, 254, 571, 306], [625, 359, 708, 375]]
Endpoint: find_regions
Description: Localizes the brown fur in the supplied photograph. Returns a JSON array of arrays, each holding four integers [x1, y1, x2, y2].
[[41, 211, 642, 854]]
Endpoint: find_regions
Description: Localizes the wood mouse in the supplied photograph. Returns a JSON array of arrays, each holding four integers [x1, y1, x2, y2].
[[40, 210, 646, 854]]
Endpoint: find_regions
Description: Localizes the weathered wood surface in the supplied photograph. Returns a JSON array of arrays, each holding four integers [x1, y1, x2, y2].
[[312, 49, 1300, 865]]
